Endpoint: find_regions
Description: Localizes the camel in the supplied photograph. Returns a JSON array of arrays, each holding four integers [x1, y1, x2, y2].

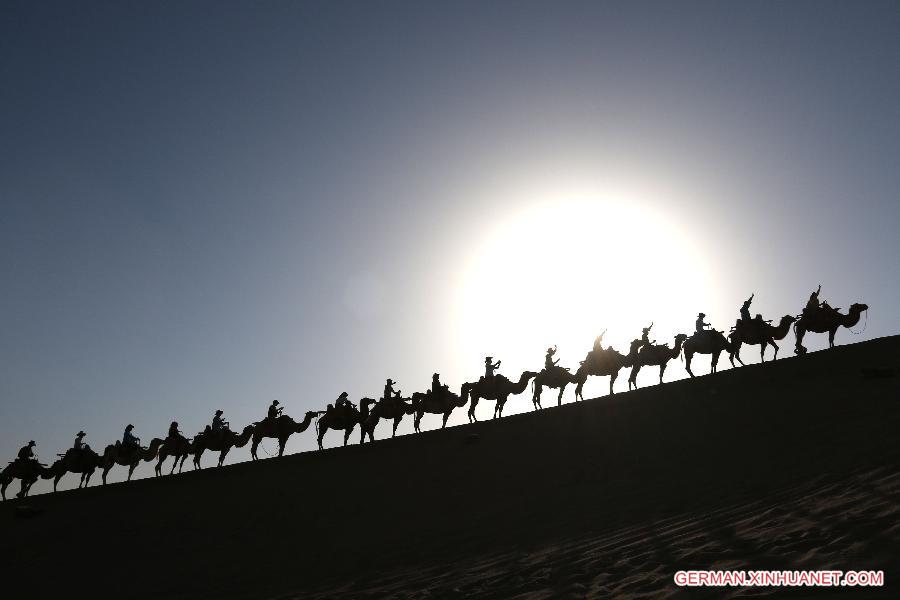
[[683, 329, 735, 377], [252, 411, 319, 458], [465, 371, 537, 421], [729, 315, 796, 364], [410, 385, 469, 432], [574, 340, 643, 400], [1, 460, 52, 500], [361, 396, 415, 443], [532, 365, 582, 409], [47, 448, 103, 492], [795, 303, 868, 354], [192, 424, 254, 468], [154, 435, 194, 477], [315, 400, 376, 450], [100, 438, 164, 485], [628, 333, 688, 390]]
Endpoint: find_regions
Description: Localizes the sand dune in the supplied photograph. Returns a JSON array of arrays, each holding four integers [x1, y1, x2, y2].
[[2, 336, 899, 599]]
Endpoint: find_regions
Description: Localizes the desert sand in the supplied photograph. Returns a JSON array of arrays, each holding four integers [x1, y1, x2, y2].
[[2, 336, 899, 599]]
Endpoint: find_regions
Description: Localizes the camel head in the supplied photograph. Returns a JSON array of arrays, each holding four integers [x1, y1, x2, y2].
[[850, 302, 868, 314]]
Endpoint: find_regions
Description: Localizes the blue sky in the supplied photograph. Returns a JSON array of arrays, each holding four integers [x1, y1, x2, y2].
[[2, 1, 898, 488]]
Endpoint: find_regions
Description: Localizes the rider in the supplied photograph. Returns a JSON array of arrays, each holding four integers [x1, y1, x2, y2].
[[267, 400, 282, 421], [123, 424, 140, 449], [168, 421, 184, 442], [696, 312, 711, 334], [805, 285, 822, 315], [212, 410, 229, 433], [431, 373, 448, 399], [641, 323, 654, 348], [73, 431, 86, 452], [593, 330, 607, 354], [484, 357, 501, 380], [544, 346, 560, 370], [335, 391, 355, 413], [740, 294, 754, 322], [17, 440, 37, 463], [383, 379, 397, 402]]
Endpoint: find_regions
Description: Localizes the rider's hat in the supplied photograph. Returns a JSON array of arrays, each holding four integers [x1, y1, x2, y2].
[[28, 440, 35, 446], [698, 312, 705, 317], [272, 400, 280, 405], [171, 421, 178, 426], [386, 378, 395, 385], [339, 391, 348, 398], [126, 424, 134, 430], [485, 356, 492, 361], [76, 431, 85, 437], [215, 409, 223, 415]]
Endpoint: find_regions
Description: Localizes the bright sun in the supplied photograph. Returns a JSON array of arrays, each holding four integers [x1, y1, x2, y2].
[[454, 191, 714, 396]]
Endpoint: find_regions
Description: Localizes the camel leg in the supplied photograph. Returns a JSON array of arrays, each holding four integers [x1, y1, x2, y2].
[[413, 413, 421, 433], [468, 397, 478, 423], [829, 328, 837, 348], [795, 326, 806, 354], [392, 417, 400, 438], [252, 437, 262, 459], [771, 339, 779, 360], [610, 372, 618, 395], [441, 412, 450, 428], [128, 463, 137, 481], [317, 428, 326, 450], [659, 364, 667, 384], [685, 351, 694, 378], [54, 473, 62, 492], [574, 381, 584, 402], [170, 456, 177, 475], [343, 428, 352, 447], [1, 478, 9, 500], [532, 385, 542, 410], [711, 351, 720, 374], [557, 386, 565, 407], [194, 448, 204, 469], [219, 448, 229, 467], [279, 437, 288, 456], [102, 466, 110, 485]]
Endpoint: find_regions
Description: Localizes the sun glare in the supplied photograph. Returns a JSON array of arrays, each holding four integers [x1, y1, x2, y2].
[[454, 189, 713, 397]]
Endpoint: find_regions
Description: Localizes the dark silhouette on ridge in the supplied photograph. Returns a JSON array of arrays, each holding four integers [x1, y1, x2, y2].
[[532, 347, 580, 408], [253, 409, 319, 458], [574, 339, 643, 399], [628, 333, 688, 389], [794, 297, 868, 354], [465, 370, 537, 421], [683, 315, 735, 377]]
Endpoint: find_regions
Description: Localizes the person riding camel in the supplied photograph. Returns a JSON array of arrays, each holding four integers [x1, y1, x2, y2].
[[333, 391, 356, 416], [168, 421, 185, 443], [740, 294, 754, 322], [122, 425, 140, 451], [211, 410, 229, 440], [593, 330, 607, 354], [696, 312, 711, 335], [641, 323, 654, 348], [267, 400, 282, 422], [17, 440, 37, 464], [431, 373, 448, 400], [544, 346, 560, 371], [804, 285, 822, 316], [383, 379, 398, 403], [484, 357, 501, 380], [73, 431, 86, 452]]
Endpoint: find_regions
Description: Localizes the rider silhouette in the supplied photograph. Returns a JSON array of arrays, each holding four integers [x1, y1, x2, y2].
[[484, 357, 501, 379], [641, 323, 654, 348], [593, 330, 607, 354], [383, 379, 397, 401], [335, 391, 355, 413], [123, 424, 140, 449], [73, 431, 86, 452], [805, 285, 822, 314], [431, 373, 448, 399], [267, 400, 282, 421], [740, 294, 754, 322], [17, 440, 36, 462], [696, 312, 710, 334], [545, 346, 560, 370], [168, 421, 184, 441], [212, 410, 229, 434]]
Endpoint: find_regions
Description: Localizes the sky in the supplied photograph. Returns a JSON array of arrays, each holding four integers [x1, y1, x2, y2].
[[2, 1, 898, 489]]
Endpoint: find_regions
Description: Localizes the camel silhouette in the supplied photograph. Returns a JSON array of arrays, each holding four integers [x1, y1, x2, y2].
[[100, 438, 164, 485], [410, 385, 468, 432], [794, 303, 868, 354], [683, 329, 735, 377], [361, 396, 415, 443], [154, 435, 194, 477], [1, 460, 51, 500], [532, 365, 581, 409], [253, 411, 319, 458], [573, 340, 643, 400], [315, 400, 374, 450], [47, 448, 103, 492], [192, 424, 254, 468], [465, 371, 537, 421], [628, 334, 688, 390], [729, 315, 796, 364]]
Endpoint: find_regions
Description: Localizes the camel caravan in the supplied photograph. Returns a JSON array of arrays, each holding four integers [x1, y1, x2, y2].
[[2, 287, 867, 500]]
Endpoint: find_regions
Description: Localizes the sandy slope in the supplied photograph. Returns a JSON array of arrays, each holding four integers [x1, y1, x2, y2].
[[2, 336, 899, 599]]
